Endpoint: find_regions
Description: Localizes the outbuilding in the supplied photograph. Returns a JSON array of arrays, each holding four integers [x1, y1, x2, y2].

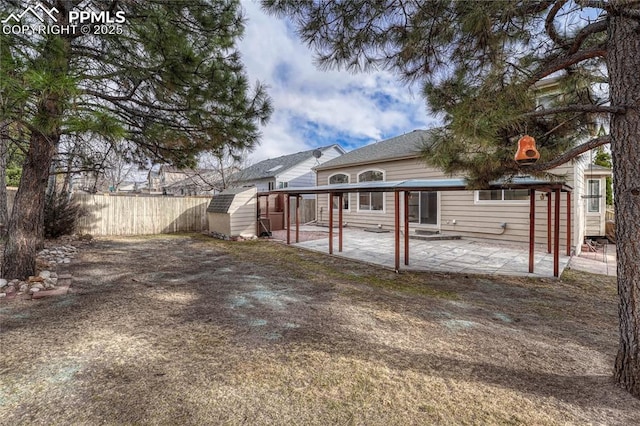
[[207, 187, 257, 239]]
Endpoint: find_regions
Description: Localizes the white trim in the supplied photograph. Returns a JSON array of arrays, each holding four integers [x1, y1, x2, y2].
[[474, 189, 530, 205], [586, 178, 601, 214], [328, 172, 351, 211], [357, 169, 386, 213]]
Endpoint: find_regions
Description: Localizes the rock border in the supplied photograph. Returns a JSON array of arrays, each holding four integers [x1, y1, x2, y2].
[[0, 243, 79, 301]]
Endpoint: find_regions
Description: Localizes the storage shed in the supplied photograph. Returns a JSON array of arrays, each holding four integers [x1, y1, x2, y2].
[[207, 187, 257, 238]]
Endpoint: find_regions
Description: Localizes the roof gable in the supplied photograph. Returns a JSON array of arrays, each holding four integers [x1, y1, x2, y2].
[[234, 144, 343, 182]]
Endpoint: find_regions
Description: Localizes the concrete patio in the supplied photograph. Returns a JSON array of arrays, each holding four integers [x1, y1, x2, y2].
[[278, 226, 572, 278]]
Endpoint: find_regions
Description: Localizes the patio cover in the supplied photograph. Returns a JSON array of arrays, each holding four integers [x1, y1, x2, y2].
[[260, 177, 573, 277]]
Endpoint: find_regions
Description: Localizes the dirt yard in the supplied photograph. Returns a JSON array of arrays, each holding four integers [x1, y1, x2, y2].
[[1, 234, 639, 425]]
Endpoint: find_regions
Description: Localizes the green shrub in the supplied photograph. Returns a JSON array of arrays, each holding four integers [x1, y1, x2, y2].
[[44, 192, 85, 239]]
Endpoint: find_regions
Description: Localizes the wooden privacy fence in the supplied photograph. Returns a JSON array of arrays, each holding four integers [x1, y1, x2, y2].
[[74, 193, 210, 236], [4, 189, 317, 237], [288, 198, 316, 225]]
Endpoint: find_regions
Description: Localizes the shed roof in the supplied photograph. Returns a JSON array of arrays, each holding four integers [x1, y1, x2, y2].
[[233, 144, 344, 182], [315, 129, 434, 170], [584, 164, 612, 175], [207, 195, 235, 213], [207, 186, 255, 213]]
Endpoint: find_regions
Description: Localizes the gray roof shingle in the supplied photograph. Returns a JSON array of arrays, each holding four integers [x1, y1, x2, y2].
[[207, 194, 235, 213], [234, 145, 341, 182], [206, 187, 255, 213], [315, 129, 435, 170]]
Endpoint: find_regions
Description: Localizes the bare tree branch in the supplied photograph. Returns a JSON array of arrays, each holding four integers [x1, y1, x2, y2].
[[545, 0, 570, 49], [567, 20, 608, 55], [528, 46, 607, 85]]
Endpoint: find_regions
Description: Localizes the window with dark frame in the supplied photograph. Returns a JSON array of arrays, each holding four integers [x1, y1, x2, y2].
[[408, 192, 438, 225], [358, 170, 384, 211], [329, 173, 349, 209], [587, 179, 601, 213], [477, 189, 529, 202]]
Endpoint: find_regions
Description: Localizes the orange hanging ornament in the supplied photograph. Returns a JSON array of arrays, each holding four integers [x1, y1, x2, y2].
[[514, 135, 540, 165]]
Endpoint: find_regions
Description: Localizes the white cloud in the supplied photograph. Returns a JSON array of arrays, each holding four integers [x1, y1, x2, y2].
[[238, 1, 438, 163]]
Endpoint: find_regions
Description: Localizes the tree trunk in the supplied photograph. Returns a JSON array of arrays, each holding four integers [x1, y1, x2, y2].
[[607, 9, 640, 398], [1, 131, 57, 279], [0, 124, 9, 236]]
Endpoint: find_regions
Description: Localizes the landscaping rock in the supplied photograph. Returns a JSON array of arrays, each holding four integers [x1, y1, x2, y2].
[[0, 293, 6, 298], [0, 278, 7, 288], [39, 271, 52, 279], [31, 283, 44, 290], [29, 287, 40, 294], [19, 284, 28, 292]]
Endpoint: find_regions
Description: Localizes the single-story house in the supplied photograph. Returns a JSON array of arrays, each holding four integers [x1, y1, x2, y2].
[[312, 129, 611, 255]]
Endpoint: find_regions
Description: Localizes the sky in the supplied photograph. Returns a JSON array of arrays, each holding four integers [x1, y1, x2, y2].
[[237, 1, 440, 163]]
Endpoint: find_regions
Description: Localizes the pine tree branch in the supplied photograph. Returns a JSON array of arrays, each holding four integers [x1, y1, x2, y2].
[[524, 135, 610, 172]]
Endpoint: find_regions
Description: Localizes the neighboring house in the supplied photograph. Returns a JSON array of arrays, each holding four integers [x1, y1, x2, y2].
[[116, 180, 149, 193], [147, 165, 215, 196], [230, 145, 346, 194], [164, 172, 219, 196], [314, 129, 609, 255]]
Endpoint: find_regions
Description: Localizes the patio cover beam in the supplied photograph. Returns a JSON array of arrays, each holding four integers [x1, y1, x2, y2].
[[554, 187, 561, 277], [567, 193, 572, 256], [295, 195, 300, 243], [404, 191, 410, 266], [329, 193, 334, 255], [529, 189, 536, 273], [338, 193, 343, 252], [286, 195, 290, 245]]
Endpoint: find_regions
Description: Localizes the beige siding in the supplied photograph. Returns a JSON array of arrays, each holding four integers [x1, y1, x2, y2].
[[573, 156, 586, 253], [229, 189, 257, 237], [586, 215, 603, 236], [317, 157, 572, 245], [208, 213, 231, 235]]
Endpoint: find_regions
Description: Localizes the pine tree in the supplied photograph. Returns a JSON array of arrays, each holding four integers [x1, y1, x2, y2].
[[0, 0, 272, 278], [262, 0, 640, 397]]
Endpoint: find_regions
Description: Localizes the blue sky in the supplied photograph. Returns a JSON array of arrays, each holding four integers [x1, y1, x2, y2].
[[238, 1, 440, 163]]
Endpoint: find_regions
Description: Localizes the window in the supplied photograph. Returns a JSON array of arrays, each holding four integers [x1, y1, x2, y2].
[[358, 170, 384, 211], [476, 189, 529, 203], [408, 192, 438, 225], [587, 179, 601, 213], [278, 181, 288, 189], [329, 173, 349, 209], [268, 181, 275, 190]]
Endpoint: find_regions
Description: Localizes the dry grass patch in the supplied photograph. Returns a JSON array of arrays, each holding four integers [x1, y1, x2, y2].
[[1, 234, 638, 425]]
